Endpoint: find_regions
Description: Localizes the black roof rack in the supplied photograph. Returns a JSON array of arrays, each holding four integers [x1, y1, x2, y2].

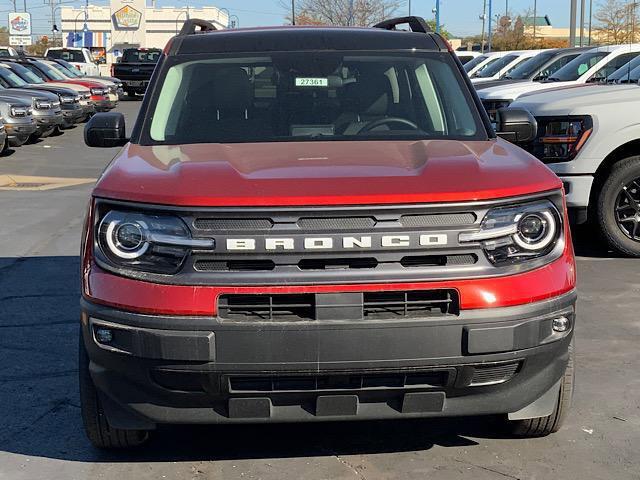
[[373, 16, 432, 34], [178, 18, 217, 36]]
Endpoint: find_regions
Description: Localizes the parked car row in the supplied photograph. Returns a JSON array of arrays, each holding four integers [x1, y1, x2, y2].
[[461, 44, 640, 256], [0, 54, 122, 152]]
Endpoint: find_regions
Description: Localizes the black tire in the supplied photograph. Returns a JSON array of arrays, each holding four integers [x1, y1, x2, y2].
[[79, 332, 150, 449], [597, 156, 640, 256], [510, 339, 574, 437]]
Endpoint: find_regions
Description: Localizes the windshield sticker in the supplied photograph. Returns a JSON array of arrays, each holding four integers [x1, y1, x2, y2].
[[295, 77, 329, 87]]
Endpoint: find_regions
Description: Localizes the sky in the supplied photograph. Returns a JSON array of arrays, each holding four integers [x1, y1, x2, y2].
[[2, 0, 579, 38]]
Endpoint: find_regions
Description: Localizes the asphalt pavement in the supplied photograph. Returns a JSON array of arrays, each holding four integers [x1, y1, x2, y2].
[[0, 100, 638, 480]]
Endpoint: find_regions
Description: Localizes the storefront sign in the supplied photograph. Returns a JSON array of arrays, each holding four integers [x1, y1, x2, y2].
[[8, 12, 32, 36], [113, 5, 142, 29], [9, 35, 32, 46]]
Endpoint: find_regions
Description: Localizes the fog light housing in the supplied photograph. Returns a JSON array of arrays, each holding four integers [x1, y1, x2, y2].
[[95, 327, 114, 344], [552, 316, 570, 333]]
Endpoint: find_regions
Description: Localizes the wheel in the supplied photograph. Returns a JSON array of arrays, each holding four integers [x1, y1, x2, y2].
[[597, 156, 640, 256], [510, 339, 574, 437], [79, 332, 150, 449]]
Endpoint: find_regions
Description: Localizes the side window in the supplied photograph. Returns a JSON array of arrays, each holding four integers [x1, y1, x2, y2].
[[534, 55, 577, 81], [590, 53, 640, 82], [414, 64, 445, 133]]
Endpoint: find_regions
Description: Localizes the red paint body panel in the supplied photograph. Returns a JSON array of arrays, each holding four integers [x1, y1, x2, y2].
[[47, 78, 105, 90], [93, 138, 562, 207]]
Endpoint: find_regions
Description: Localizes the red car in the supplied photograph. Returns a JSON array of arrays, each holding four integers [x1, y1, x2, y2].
[[81, 18, 576, 449], [19, 58, 117, 111]]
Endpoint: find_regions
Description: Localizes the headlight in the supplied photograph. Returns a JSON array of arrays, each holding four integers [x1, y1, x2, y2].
[[10, 105, 30, 117], [60, 95, 75, 104], [528, 116, 593, 163], [90, 87, 106, 96], [96, 210, 214, 274], [35, 100, 52, 110], [459, 199, 563, 266]]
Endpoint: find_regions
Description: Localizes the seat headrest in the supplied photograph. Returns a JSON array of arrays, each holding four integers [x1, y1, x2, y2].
[[342, 70, 391, 116]]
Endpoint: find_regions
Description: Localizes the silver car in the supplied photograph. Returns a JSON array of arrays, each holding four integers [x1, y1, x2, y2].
[[0, 95, 36, 147]]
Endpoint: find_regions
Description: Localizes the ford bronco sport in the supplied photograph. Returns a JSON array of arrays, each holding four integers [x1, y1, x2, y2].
[[80, 17, 577, 448]]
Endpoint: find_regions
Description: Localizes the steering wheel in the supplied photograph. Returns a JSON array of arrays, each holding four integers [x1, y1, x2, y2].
[[358, 117, 420, 134]]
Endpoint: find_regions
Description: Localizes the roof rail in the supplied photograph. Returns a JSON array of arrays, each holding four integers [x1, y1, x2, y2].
[[373, 16, 432, 34], [178, 18, 217, 36]]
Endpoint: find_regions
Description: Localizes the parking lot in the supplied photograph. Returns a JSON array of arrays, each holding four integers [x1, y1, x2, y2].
[[0, 100, 638, 480]]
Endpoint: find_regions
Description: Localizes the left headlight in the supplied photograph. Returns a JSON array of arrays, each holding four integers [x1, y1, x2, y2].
[[96, 210, 214, 274], [528, 116, 593, 163], [459, 199, 563, 266], [10, 105, 31, 117]]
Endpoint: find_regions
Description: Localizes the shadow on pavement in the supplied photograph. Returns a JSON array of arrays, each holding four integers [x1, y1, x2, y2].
[[0, 255, 524, 463]]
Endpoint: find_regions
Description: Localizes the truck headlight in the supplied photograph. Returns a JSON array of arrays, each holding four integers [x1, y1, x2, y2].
[[90, 87, 107, 96], [459, 199, 563, 266], [10, 105, 30, 117], [96, 210, 214, 274], [60, 95, 76, 104], [529, 116, 593, 163], [35, 100, 52, 110]]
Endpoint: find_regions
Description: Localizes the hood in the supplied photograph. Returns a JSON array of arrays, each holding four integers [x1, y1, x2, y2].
[[473, 79, 529, 91], [512, 83, 640, 113], [93, 139, 562, 207], [42, 81, 90, 94], [479, 80, 576, 101], [26, 83, 79, 97], [58, 79, 104, 89], [0, 88, 56, 101], [0, 94, 30, 106]]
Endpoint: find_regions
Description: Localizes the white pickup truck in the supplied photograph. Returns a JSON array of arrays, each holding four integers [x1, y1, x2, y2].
[[44, 47, 100, 76], [509, 83, 640, 256]]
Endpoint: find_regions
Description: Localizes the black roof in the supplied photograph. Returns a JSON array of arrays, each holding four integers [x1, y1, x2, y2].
[[169, 26, 446, 56]]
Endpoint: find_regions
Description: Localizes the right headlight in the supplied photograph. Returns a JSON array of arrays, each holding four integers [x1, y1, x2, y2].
[[60, 95, 76, 104], [10, 105, 30, 117], [459, 199, 563, 266]]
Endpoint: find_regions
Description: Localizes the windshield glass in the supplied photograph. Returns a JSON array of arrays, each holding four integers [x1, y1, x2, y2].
[[473, 54, 519, 78], [54, 59, 82, 77], [608, 56, 640, 81], [463, 54, 487, 72], [122, 49, 161, 63], [505, 51, 555, 79], [31, 61, 66, 81], [47, 49, 85, 63], [547, 51, 609, 81], [148, 52, 485, 145], [0, 66, 28, 87], [10, 63, 45, 83]]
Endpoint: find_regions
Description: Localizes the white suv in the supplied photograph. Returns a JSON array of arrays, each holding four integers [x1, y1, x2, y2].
[[44, 47, 100, 76], [471, 50, 544, 84]]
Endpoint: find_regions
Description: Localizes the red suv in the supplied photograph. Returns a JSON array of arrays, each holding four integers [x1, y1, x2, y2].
[[81, 18, 576, 448]]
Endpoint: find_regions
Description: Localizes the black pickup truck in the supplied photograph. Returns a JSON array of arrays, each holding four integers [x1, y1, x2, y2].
[[111, 48, 161, 97]]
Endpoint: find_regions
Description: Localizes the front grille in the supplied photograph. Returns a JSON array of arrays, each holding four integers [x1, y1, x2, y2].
[[229, 371, 448, 392], [194, 218, 273, 230], [218, 289, 459, 322], [363, 290, 459, 318], [470, 361, 521, 386], [297, 217, 376, 230], [400, 213, 476, 227]]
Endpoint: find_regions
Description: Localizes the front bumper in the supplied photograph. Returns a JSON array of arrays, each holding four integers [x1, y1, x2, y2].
[[91, 97, 118, 111], [81, 290, 576, 427], [5, 118, 37, 146], [33, 110, 64, 133]]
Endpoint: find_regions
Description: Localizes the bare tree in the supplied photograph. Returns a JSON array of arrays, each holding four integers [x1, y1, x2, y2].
[[593, 0, 639, 44], [285, 0, 405, 27]]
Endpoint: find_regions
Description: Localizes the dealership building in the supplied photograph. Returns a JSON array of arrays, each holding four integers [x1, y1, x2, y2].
[[60, 0, 227, 68]]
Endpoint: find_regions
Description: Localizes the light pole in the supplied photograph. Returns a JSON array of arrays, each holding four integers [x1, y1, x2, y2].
[[569, 0, 577, 47], [580, 0, 585, 46], [434, 0, 440, 33], [588, 0, 593, 45], [533, 0, 537, 39], [291, 0, 295, 25], [480, 0, 487, 53], [488, 0, 493, 51]]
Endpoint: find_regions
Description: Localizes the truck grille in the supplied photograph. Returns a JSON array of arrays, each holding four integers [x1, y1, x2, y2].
[[218, 289, 459, 322]]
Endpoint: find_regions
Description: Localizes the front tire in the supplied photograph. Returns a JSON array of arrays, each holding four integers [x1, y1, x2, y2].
[[597, 156, 640, 256], [79, 333, 150, 449], [509, 339, 574, 437]]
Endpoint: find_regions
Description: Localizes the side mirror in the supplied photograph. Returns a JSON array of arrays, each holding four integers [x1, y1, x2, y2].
[[495, 107, 537, 143], [84, 112, 128, 148]]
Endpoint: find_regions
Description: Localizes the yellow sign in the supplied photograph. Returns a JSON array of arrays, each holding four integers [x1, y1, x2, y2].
[[113, 5, 141, 29]]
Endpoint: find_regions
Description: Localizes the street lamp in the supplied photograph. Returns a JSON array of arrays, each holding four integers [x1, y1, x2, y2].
[[433, 0, 440, 33], [229, 14, 239, 28], [480, 0, 487, 53]]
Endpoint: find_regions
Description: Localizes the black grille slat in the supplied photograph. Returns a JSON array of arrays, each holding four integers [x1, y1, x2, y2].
[[470, 362, 521, 386], [195, 260, 275, 271], [297, 217, 376, 230], [218, 289, 459, 322], [400, 213, 476, 227], [194, 218, 273, 230]]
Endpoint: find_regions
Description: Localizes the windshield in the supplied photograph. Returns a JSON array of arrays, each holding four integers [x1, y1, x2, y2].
[[463, 54, 487, 72], [47, 49, 85, 63], [31, 61, 66, 80], [0, 66, 28, 87], [54, 59, 82, 77], [505, 52, 555, 79], [10, 63, 45, 84], [547, 51, 609, 81], [608, 56, 640, 82], [473, 55, 519, 78], [147, 52, 485, 145], [123, 49, 161, 63]]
